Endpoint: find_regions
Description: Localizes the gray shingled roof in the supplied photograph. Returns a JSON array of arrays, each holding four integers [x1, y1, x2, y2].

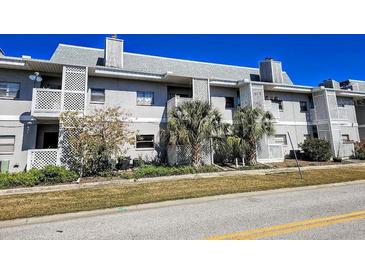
[[50, 44, 293, 84]]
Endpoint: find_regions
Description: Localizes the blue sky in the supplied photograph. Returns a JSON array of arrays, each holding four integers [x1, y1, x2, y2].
[[0, 34, 364, 86]]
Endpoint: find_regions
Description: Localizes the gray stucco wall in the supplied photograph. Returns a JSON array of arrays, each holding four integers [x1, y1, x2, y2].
[[264, 91, 313, 123], [0, 68, 36, 116], [87, 77, 168, 122], [210, 86, 238, 122], [0, 69, 39, 171], [86, 77, 168, 162], [0, 120, 37, 172]]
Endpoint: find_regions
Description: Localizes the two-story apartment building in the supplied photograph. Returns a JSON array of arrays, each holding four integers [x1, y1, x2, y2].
[[0, 36, 365, 172]]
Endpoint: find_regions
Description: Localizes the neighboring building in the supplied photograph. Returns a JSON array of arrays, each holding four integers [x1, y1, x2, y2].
[[0, 36, 364, 172]]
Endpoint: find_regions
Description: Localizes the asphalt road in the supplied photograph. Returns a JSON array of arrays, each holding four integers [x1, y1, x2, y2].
[[1, 181, 365, 240]]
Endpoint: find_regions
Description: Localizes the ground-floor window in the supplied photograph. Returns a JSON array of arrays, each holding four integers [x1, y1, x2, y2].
[[0, 135, 15, 154], [274, 134, 287, 145], [136, 134, 154, 149]]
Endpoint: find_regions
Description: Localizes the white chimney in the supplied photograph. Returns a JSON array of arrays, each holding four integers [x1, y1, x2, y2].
[[259, 58, 283, 83], [104, 36, 123, 68]]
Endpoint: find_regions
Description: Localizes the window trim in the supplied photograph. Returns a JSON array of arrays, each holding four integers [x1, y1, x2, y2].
[[274, 134, 288, 146], [135, 134, 155, 150], [0, 135, 15, 155], [90, 88, 105, 104], [137, 91, 155, 106], [0, 81, 20, 100], [341, 134, 351, 144]]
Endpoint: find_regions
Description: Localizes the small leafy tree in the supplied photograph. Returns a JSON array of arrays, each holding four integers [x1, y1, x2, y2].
[[166, 100, 225, 167], [354, 141, 365, 160], [60, 107, 134, 176], [299, 138, 332, 161], [232, 106, 275, 166], [213, 135, 243, 166]]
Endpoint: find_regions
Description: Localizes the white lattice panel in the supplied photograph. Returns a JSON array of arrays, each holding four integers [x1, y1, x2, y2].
[[64, 92, 86, 111], [34, 89, 62, 111], [63, 66, 87, 92], [176, 145, 192, 165], [192, 79, 209, 102], [27, 149, 59, 170], [252, 85, 264, 108], [313, 91, 329, 120], [58, 125, 83, 168], [201, 141, 212, 165], [269, 144, 283, 159], [257, 139, 270, 160], [327, 92, 339, 120]]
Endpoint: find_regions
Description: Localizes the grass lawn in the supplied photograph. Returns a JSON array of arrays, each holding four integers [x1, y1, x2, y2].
[[1, 166, 365, 221]]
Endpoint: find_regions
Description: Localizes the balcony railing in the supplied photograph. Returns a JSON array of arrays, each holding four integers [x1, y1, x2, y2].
[[339, 143, 354, 158], [337, 108, 348, 121], [31, 88, 86, 118], [166, 96, 193, 116], [27, 149, 61, 171], [257, 143, 284, 163]]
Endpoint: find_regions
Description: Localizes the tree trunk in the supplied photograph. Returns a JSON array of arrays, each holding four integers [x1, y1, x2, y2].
[[191, 143, 202, 167], [245, 143, 257, 166]]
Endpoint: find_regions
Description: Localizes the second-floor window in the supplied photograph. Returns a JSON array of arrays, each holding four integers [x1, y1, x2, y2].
[[137, 91, 154, 106], [0, 82, 20, 99], [225, 97, 234, 108], [90, 88, 105, 103], [300, 101, 308, 112]]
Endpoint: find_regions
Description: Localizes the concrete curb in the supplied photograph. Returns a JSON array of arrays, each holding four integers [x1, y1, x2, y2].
[[1, 162, 365, 197], [1, 179, 365, 229]]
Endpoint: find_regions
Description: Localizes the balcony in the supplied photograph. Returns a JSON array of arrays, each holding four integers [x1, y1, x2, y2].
[[166, 96, 193, 117], [31, 88, 86, 118], [27, 149, 61, 171], [337, 108, 348, 121]]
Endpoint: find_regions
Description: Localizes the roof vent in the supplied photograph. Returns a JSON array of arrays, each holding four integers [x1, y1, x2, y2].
[[104, 36, 123, 68], [259, 58, 283, 83]]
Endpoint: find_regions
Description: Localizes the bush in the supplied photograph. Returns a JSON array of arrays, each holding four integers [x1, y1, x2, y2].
[[0, 165, 78, 189], [354, 141, 365, 160], [299, 138, 332, 161], [120, 164, 221, 179]]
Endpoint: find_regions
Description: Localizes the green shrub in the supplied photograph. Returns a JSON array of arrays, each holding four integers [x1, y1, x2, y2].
[[354, 141, 365, 160], [0, 165, 78, 189], [299, 138, 332, 161], [120, 164, 221, 179]]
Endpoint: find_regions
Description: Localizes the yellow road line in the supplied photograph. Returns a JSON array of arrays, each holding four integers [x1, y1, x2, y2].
[[206, 210, 365, 240]]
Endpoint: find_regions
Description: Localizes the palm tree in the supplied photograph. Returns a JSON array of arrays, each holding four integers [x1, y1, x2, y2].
[[167, 100, 224, 167], [232, 106, 275, 166]]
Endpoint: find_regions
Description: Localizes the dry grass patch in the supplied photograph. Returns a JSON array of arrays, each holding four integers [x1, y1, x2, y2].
[[1, 167, 365, 221]]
